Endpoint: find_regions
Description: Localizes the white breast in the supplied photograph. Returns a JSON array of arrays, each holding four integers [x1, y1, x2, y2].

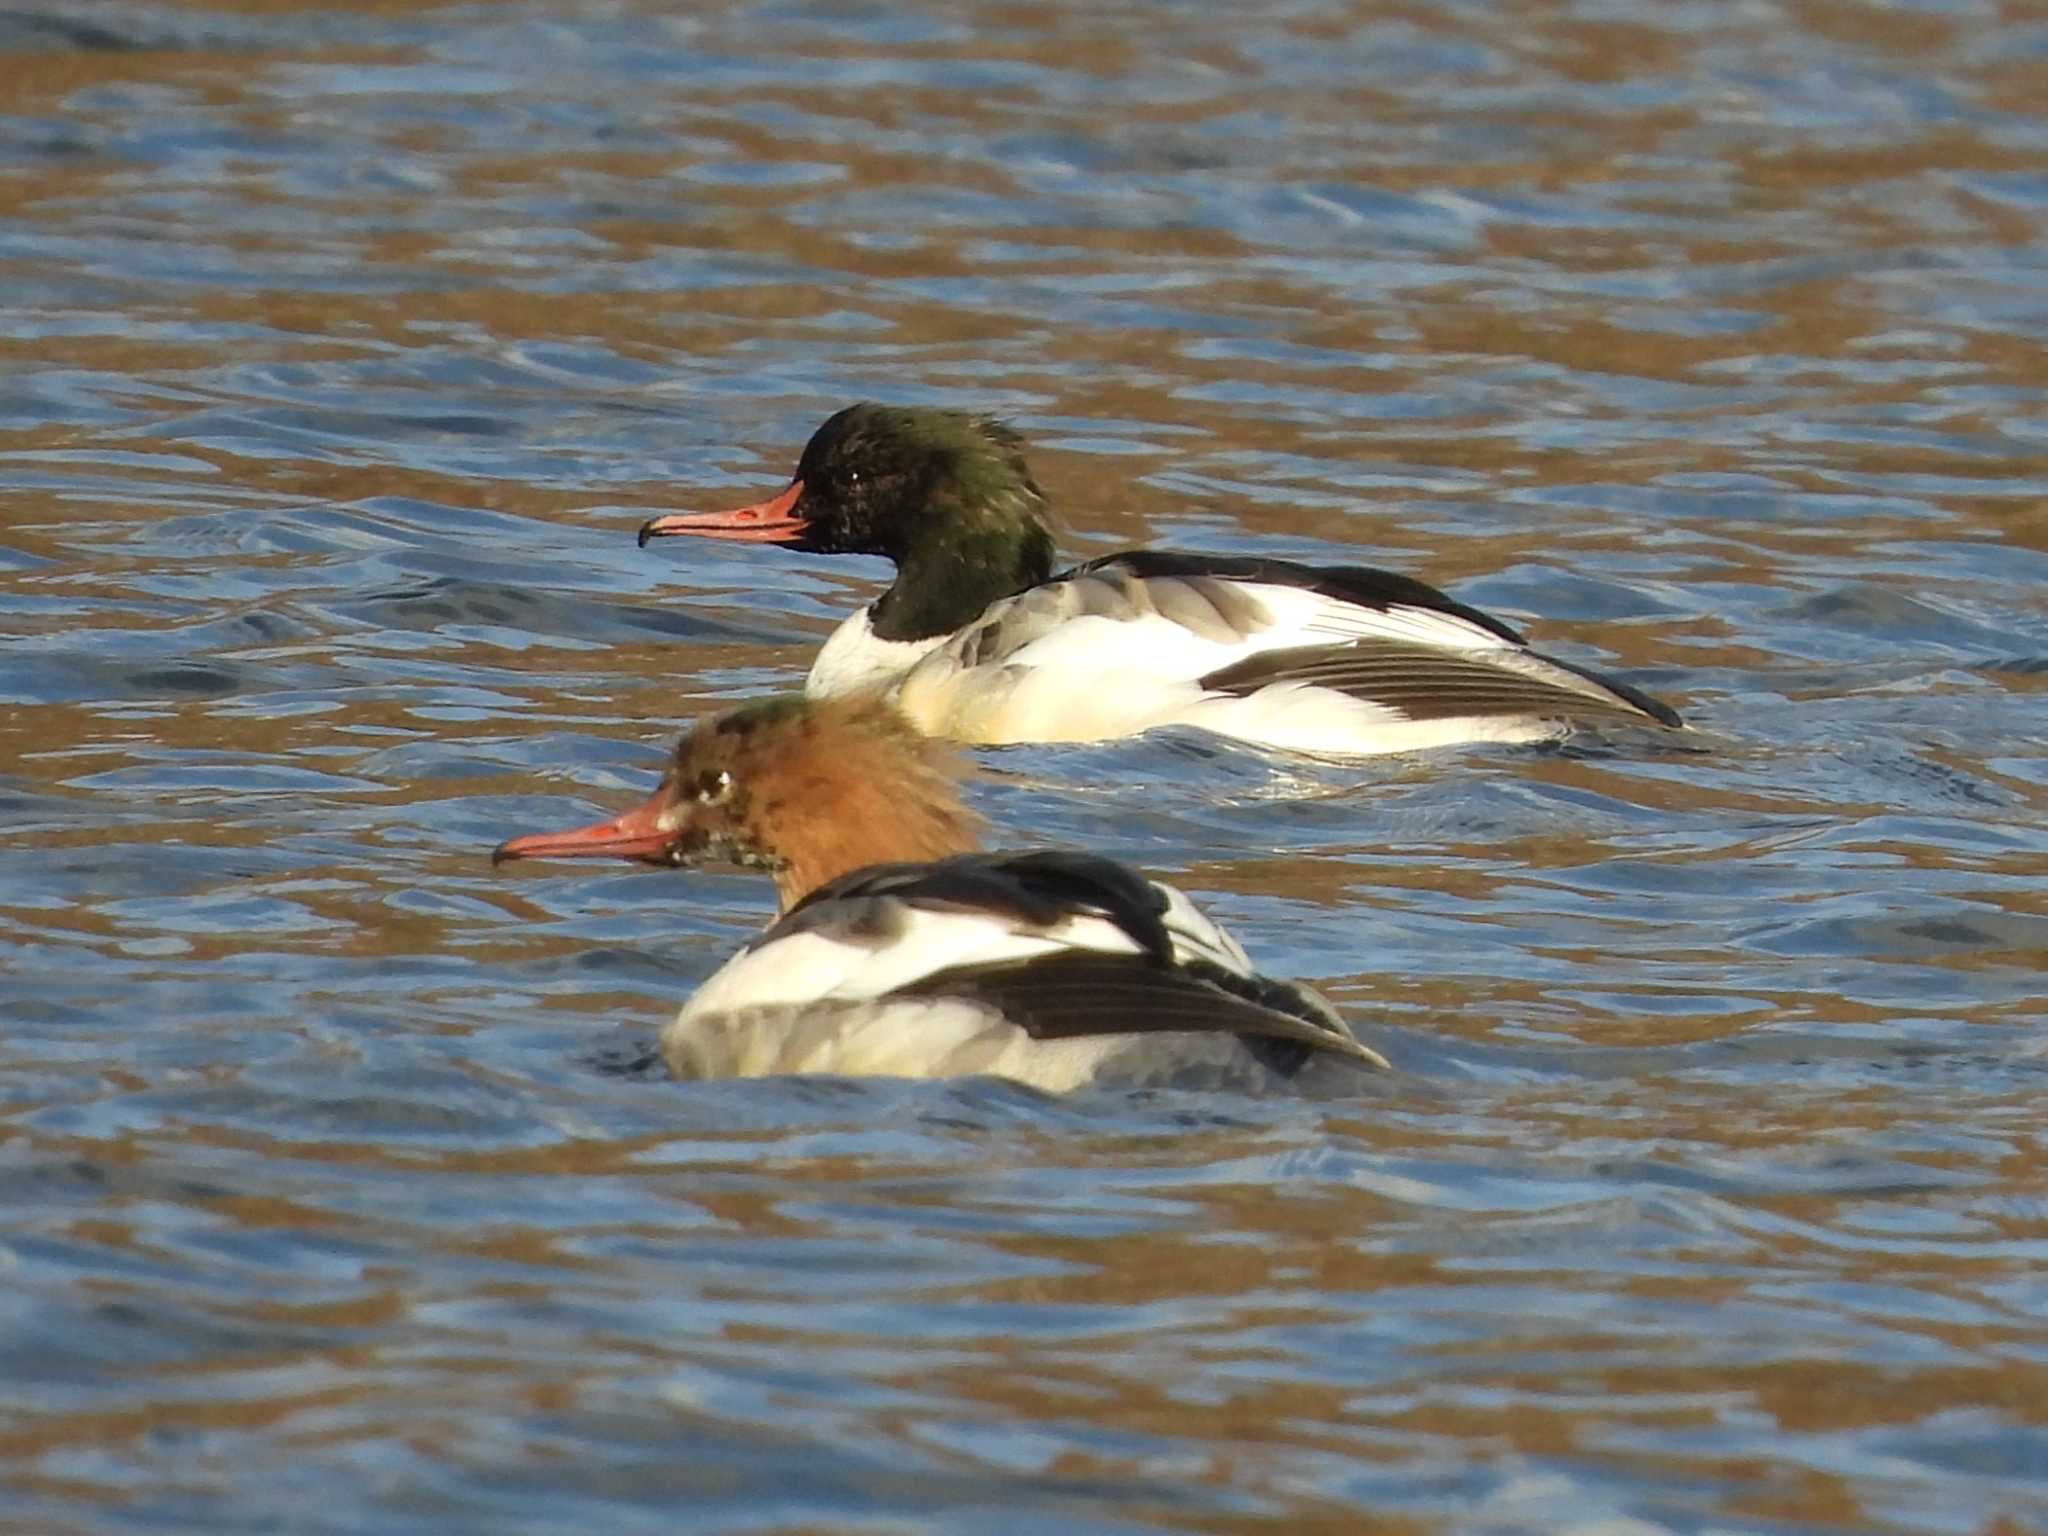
[[804, 606, 947, 700]]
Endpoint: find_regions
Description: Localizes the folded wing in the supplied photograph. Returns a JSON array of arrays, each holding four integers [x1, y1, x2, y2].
[[681, 851, 1384, 1071]]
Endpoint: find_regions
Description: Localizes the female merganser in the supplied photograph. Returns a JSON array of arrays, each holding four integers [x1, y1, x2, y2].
[[638, 404, 1685, 755], [492, 695, 1389, 1091]]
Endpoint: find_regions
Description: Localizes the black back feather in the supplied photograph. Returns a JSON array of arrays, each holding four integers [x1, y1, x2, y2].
[[781, 850, 1174, 961], [1071, 549, 1528, 645], [890, 951, 1376, 1072]]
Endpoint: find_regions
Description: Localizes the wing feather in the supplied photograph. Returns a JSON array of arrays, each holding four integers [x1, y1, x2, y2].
[[1081, 551, 1527, 644], [684, 852, 1385, 1074], [893, 951, 1389, 1069], [1199, 639, 1682, 727]]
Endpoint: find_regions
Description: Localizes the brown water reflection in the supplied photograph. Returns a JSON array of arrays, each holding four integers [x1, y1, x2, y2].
[[3, 0, 2048, 1532]]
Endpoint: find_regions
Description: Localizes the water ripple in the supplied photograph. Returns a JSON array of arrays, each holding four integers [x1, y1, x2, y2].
[[1, 1, 2046, 1531]]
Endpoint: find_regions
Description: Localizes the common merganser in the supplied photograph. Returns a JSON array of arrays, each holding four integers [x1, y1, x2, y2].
[[492, 695, 1389, 1091], [638, 404, 1685, 755]]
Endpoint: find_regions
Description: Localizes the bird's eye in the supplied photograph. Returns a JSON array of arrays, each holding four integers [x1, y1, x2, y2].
[[695, 770, 733, 805]]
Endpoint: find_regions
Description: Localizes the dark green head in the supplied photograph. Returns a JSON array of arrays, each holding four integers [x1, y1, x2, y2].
[[782, 404, 1048, 562], [640, 404, 1054, 569]]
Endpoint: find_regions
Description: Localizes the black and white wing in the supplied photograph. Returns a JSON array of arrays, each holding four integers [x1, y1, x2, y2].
[[893, 551, 1681, 750], [670, 851, 1385, 1074]]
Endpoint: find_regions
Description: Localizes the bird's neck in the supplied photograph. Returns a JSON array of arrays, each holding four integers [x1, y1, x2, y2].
[[870, 506, 1055, 643], [761, 732, 984, 912]]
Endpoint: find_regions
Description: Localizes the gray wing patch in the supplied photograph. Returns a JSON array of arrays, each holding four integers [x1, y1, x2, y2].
[[753, 892, 918, 953], [1126, 572, 1272, 645], [952, 566, 1273, 668], [1199, 639, 1683, 727]]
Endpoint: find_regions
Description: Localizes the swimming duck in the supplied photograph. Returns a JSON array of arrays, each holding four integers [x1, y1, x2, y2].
[[492, 694, 1388, 1090], [638, 404, 1684, 755]]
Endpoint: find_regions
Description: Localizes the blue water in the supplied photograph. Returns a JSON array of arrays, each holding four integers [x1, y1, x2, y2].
[[2, 2, 2046, 1532]]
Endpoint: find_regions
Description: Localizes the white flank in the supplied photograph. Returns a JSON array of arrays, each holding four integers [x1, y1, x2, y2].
[[664, 999, 1132, 1090], [806, 577, 1521, 707], [1241, 583, 1517, 653], [898, 664, 1567, 753], [797, 568, 1651, 752]]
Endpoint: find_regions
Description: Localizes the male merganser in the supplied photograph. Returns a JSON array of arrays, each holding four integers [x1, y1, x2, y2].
[[638, 404, 1685, 755], [492, 695, 1389, 1091]]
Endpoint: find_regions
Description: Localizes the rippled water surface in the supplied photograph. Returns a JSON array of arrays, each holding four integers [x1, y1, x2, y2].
[[4, 1, 2047, 1531]]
